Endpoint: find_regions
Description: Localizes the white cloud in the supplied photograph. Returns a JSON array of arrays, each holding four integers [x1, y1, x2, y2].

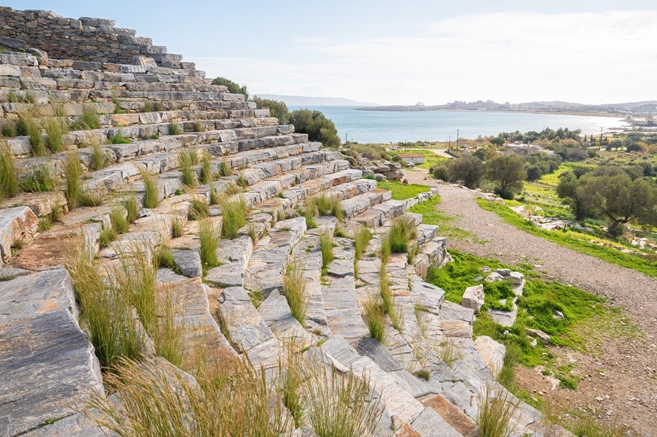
[[195, 10, 657, 105]]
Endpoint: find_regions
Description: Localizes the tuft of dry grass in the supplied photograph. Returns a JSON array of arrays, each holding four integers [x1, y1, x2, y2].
[[319, 230, 334, 269], [171, 216, 183, 238], [476, 384, 519, 437], [179, 150, 198, 187], [219, 196, 248, 239], [363, 298, 386, 343], [44, 116, 67, 153], [283, 260, 309, 324], [315, 192, 344, 221], [139, 167, 160, 209], [199, 218, 220, 270], [0, 139, 19, 198], [64, 151, 83, 209]]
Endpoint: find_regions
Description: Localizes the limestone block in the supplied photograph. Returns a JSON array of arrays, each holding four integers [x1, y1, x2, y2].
[[0, 64, 21, 77], [474, 336, 506, 376], [0, 206, 39, 264], [461, 284, 485, 313], [172, 249, 202, 278]]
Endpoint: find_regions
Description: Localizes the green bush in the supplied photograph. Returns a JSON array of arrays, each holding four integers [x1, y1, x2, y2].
[[288, 109, 340, 147], [110, 131, 131, 144], [252, 96, 289, 124], [74, 105, 101, 130], [211, 77, 249, 99], [168, 123, 181, 135], [388, 216, 416, 253]]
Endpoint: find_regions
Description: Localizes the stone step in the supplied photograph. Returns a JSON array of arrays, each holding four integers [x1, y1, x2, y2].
[[0, 269, 104, 436], [258, 289, 313, 347], [217, 286, 280, 368], [289, 233, 328, 334], [341, 189, 391, 218], [205, 236, 254, 288], [245, 217, 307, 295]]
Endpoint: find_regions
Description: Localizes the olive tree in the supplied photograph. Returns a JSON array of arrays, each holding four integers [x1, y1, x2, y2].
[[485, 154, 526, 199]]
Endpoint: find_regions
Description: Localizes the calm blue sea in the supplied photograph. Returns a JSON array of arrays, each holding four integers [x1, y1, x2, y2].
[[289, 106, 628, 144]]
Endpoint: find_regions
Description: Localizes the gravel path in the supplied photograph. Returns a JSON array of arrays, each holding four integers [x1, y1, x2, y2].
[[403, 170, 657, 434]]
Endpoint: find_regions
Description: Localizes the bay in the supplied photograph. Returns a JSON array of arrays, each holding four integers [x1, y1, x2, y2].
[[290, 106, 628, 144]]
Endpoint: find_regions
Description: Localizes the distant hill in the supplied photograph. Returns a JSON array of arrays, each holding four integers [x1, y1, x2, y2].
[[255, 94, 379, 107], [358, 100, 657, 116]]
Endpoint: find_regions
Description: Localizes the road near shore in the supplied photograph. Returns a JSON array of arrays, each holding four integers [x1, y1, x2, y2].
[[404, 169, 657, 435]]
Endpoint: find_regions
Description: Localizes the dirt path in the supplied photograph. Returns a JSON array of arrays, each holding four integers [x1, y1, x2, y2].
[[403, 170, 657, 436]]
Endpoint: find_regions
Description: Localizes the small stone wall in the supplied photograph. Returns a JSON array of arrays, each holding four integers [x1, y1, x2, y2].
[[0, 7, 186, 68]]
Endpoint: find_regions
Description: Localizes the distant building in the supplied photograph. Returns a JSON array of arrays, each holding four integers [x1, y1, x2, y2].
[[398, 153, 425, 164], [501, 144, 553, 156]]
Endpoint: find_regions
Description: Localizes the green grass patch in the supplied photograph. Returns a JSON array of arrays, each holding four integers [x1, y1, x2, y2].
[[477, 198, 657, 279], [376, 180, 429, 200], [408, 195, 475, 240], [389, 149, 447, 169]]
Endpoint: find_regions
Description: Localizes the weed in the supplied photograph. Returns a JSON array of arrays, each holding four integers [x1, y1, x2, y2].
[[283, 260, 309, 324], [363, 298, 386, 343], [179, 150, 197, 187], [156, 245, 175, 269], [170, 216, 183, 238], [354, 226, 372, 260], [64, 151, 83, 209], [248, 290, 264, 308], [38, 216, 52, 232], [476, 384, 518, 437], [413, 369, 431, 381], [153, 285, 185, 367], [188, 198, 209, 220], [388, 216, 416, 253], [246, 223, 258, 244], [88, 142, 108, 171], [199, 218, 220, 271], [168, 123, 181, 135], [199, 152, 213, 184], [123, 194, 139, 224], [110, 203, 129, 234], [1, 121, 15, 137], [376, 180, 430, 200], [209, 183, 221, 205], [140, 167, 159, 208], [74, 105, 101, 130], [304, 197, 318, 229], [110, 131, 131, 144], [319, 230, 334, 269], [193, 121, 205, 132], [438, 339, 461, 367], [99, 225, 118, 249], [315, 192, 344, 220], [219, 158, 232, 177], [220, 196, 248, 239], [19, 111, 45, 156], [44, 117, 67, 153], [0, 140, 19, 197]]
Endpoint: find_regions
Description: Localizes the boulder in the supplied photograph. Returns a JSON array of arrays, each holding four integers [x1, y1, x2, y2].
[[461, 285, 484, 313], [0, 206, 39, 264], [172, 249, 202, 278], [525, 328, 550, 345]]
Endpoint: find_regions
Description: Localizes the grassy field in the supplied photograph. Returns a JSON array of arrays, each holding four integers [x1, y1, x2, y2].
[[376, 180, 430, 200], [388, 149, 447, 169], [478, 198, 657, 278]]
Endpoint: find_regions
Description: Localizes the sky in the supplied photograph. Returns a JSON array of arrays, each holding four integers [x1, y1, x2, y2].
[[5, 1, 657, 105]]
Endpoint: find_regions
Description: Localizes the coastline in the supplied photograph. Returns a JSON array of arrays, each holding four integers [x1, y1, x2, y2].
[[355, 108, 626, 119]]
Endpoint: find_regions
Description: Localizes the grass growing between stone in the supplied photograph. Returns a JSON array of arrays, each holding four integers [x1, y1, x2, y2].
[[139, 167, 159, 209], [179, 150, 197, 187], [376, 180, 430, 200], [64, 151, 83, 209], [219, 196, 248, 239], [427, 250, 638, 384], [319, 230, 334, 270], [315, 192, 344, 220], [353, 226, 373, 278], [283, 260, 309, 324], [0, 139, 19, 198], [476, 384, 519, 437], [477, 198, 657, 279], [198, 218, 220, 270], [363, 298, 386, 343]]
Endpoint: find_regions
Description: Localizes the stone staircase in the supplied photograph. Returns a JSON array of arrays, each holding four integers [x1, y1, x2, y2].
[[0, 10, 572, 437]]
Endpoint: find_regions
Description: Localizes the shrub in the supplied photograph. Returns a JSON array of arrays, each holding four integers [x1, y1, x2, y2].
[[64, 151, 83, 209], [0, 141, 19, 198], [179, 150, 197, 187], [319, 230, 334, 269], [220, 196, 248, 239], [124, 194, 139, 223], [168, 123, 181, 135], [283, 260, 309, 324], [252, 96, 289, 124], [171, 216, 183, 238], [188, 198, 209, 220], [288, 109, 340, 148], [44, 117, 67, 153], [432, 164, 449, 181], [211, 77, 249, 99], [198, 218, 220, 270], [140, 168, 160, 208], [447, 156, 485, 188], [363, 298, 386, 343], [199, 152, 213, 184]]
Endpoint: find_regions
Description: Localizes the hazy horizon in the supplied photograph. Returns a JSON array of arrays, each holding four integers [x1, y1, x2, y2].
[[5, 1, 657, 106]]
